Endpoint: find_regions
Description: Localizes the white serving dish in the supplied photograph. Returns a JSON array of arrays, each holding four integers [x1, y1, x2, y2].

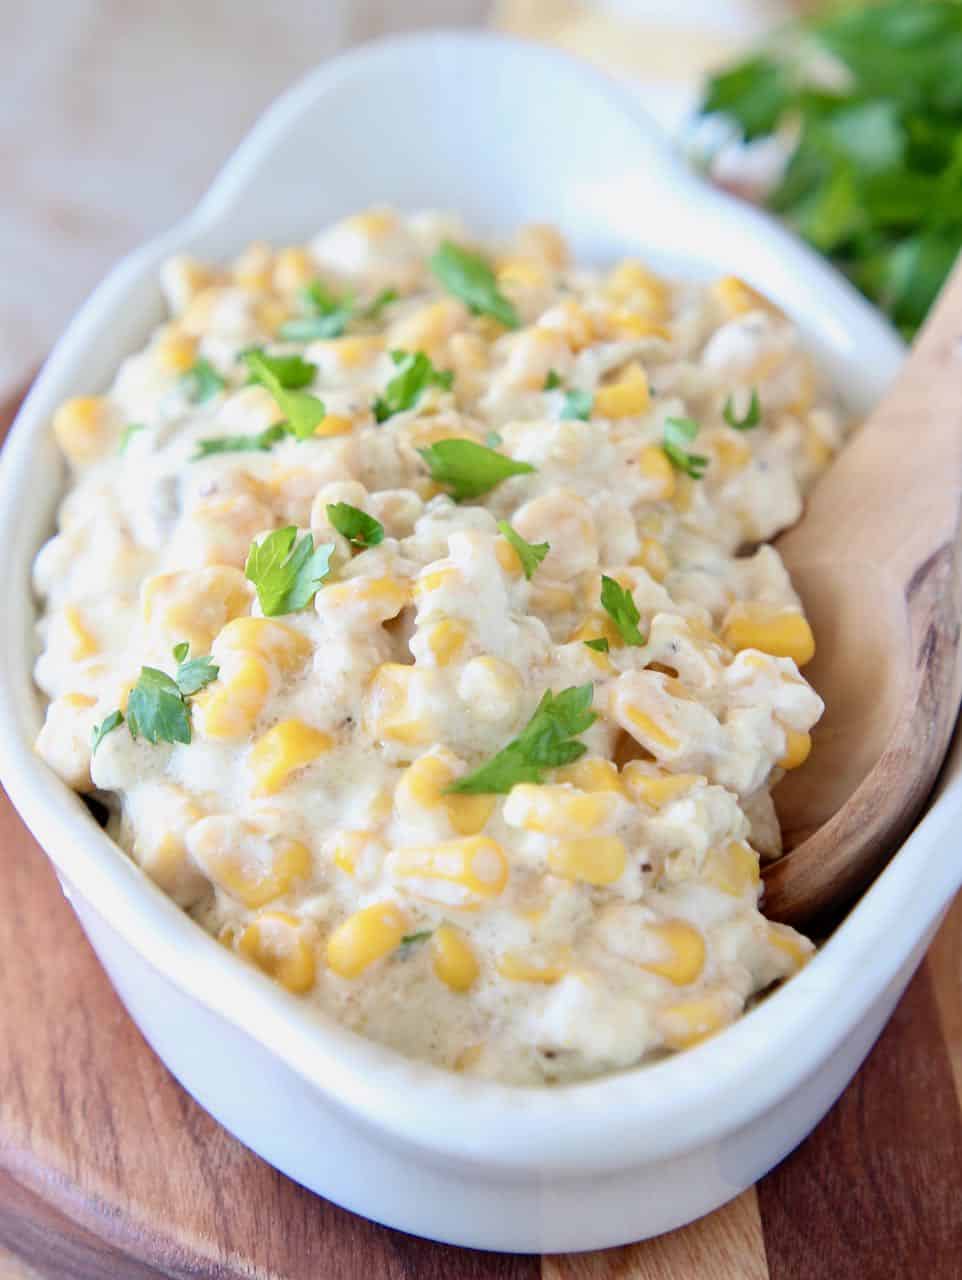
[[0, 31, 955, 1255]]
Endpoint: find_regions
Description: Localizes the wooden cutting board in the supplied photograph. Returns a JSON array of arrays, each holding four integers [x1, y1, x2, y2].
[[1, 385, 961, 1279]]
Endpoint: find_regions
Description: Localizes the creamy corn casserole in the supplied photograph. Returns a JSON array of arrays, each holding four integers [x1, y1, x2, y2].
[[32, 209, 843, 1084]]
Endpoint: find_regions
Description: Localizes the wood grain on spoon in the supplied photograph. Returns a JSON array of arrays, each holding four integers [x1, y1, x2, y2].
[[765, 261, 962, 927]]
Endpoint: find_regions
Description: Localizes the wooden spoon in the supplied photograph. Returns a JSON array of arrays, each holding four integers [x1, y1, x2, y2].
[[764, 261, 962, 928]]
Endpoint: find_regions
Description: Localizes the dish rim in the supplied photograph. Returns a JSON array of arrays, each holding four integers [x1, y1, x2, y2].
[[0, 28, 956, 1177]]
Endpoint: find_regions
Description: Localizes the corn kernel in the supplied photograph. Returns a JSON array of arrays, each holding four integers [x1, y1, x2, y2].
[[530, 581, 576, 614], [621, 766, 701, 809], [154, 330, 199, 373], [456, 656, 523, 722], [400, 753, 497, 836], [517, 223, 569, 269], [594, 363, 651, 419], [778, 728, 812, 771], [194, 828, 311, 909], [659, 989, 735, 1050], [232, 241, 274, 292], [497, 258, 547, 289], [326, 902, 407, 978], [604, 260, 669, 316], [545, 299, 595, 350], [723, 603, 815, 667], [142, 566, 252, 654], [323, 576, 409, 624], [329, 829, 374, 877], [194, 654, 271, 740], [634, 536, 670, 581], [364, 663, 432, 747], [621, 706, 680, 753], [238, 911, 316, 994], [640, 920, 706, 985], [555, 758, 622, 793], [213, 616, 311, 674], [424, 618, 470, 668], [61, 692, 97, 710], [548, 836, 627, 886], [347, 209, 397, 238], [494, 538, 524, 578], [497, 946, 570, 984], [63, 605, 98, 660], [504, 783, 618, 835], [431, 924, 479, 992], [712, 275, 775, 319], [712, 432, 752, 473], [273, 247, 315, 293], [767, 921, 813, 971], [323, 336, 384, 369], [638, 445, 676, 501], [391, 837, 508, 909], [314, 413, 355, 438], [249, 719, 333, 795], [392, 299, 466, 353], [603, 311, 671, 342], [414, 566, 461, 598], [703, 840, 761, 897], [52, 396, 111, 467]]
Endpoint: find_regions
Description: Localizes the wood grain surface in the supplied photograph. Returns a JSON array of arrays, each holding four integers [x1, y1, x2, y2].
[[1, 383, 961, 1279]]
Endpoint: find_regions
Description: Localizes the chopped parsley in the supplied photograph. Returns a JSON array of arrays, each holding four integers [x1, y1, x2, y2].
[[417, 438, 535, 502], [583, 637, 610, 653], [173, 646, 220, 697], [373, 349, 453, 423], [429, 240, 520, 329], [543, 369, 563, 391], [191, 423, 288, 460], [723, 388, 761, 430], [663, 417, 709, 479], [245, 526, 334, 616], [243, 349, 326, 440], [400, 930, 433, 947], [496, 520, 549, 580], [600, 576, 646, 647], [560, 388, 593, 421], [126, 668, 192, 745], [90, 709, 124, 753], [279, 281, 355, 341], [447, 685, 596, 795], [326, 502, 385, 549], [180, 358, 226, 404], [119, 423, 146, 453]]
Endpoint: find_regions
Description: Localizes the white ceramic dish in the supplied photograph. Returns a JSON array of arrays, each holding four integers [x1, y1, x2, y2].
[[0, 31, 955, 1255]]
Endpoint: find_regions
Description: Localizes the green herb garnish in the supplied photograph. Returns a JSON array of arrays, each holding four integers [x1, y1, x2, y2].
[[544, 369, 563, 390], [279, 281, 354, 341], [560, 388, 593, 421], [496, 520, 549, 580], [243, 349, 326, 440], [417, 438, 535, 502], [583, 638, 610, 653], [326, 502, 385, 549], [180, 359, 225, 404], [600, 576, 646, 647], [245, 526, 334, 616], [663, 417, 709, 479], [126, 668, 192, 745], [400, 930, 433, 947], [373, 349, 454, 423], [90, 710, 124, 753], [447, 685, 596, 795], [173, 646, 220, 697], [119, 423, 146, 453], [723, 388, 761, 431], [429, 240, 520, 329], [191, 423, 288, 460]]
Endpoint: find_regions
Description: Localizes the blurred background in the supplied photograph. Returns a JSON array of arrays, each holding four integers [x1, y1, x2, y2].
[[0, 0, 807, 401]]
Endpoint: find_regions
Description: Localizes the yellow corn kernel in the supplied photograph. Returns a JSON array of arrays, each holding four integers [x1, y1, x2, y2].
[[603, 311, 671, 342], [497, 946, 570, 984], [414, 566, 461, 598], [453, 1044, 484, 1072], [505, 783, 618, 835], [326, 901, 407, 978], [213, 617, 311, 674], [61, 691, 97, 710], [604, 260, 669, 316], [391, 837, 508, 909], [548, 836, 627, 886], [594, 363, 651, 419], [154, 330, 199, 373], [517, 223, 569, 269], [347, 209, 397, 238], [314, 413, 354, 438], [621, 706, 680, 752], [52, 396, 111, 467], [141, 566, 252, 654], [324, 336, 384, 369], [63, 605, 98, 660], [805, 426, 833, 469], [659, 989, 734, 1050], [323, 576, 409, 623], [497, 258, 547, 289], [722, 603, 815, 667], [778, 728, 812, 771], [431, 924, 479, 992], [249, 719, 333, 796], [633, 536, 670, 582], [555, 758, 622, 793], [640, 920, 706, 985], [568, 613, 621, 650], [494, 537, 524, 578], [712, 432, 752, 473], [162, 255, 217, 312], [712, 275, 776, 319], [767, 921, 813, 971], [638, 445, 676, 500], [621, 766, 701, 809], [201, 834, 311, 909], [671, 472, 695, 513], [393, 299, 466, 352], [194, 654, 271, 740], [364, 663, 432, 747], [182, 285, 224, 336], [529, 581, 576, 614], [238, 911, 316, 994], [329, 829, 374, 877], [398, 753, 496, 836], [703, 840, 761, 897], [547, 299, 595, 350], [273, 247, 315, 293], [232, 241, 273, 292], [425, 618, 469, 667], [255, 297, 290, 336]]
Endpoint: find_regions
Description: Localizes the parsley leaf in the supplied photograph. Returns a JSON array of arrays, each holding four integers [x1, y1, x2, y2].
[[172, 642, 189, 664], [600, 575, 646, 646], [191, 423, 288, 460], [363, 288, 399, 321], [326, 502, 385, 549], [418, 438, 535, 502], [723, 388, 761, 430], [175, 653, 220, 697], [180, 358, 226, 404], [245, 526, 334, 616], [663, 417, 709, 479], [429, 240, 520, 329], [447, 685, 596, 795], [400, 930, 433, 947], [279, 281, 354, 341], [544, 369, 563, 391], [484, 430, 503, 448], [126, 668, 192, 745], [496, 520, 549, 580], [584, 637, 610, 653], [243, 349, 326, 440], [119, 423, 146, 453], [373, 349, 454, 423], [561, 388, 593, 421], [91, 709, 124, 753]]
